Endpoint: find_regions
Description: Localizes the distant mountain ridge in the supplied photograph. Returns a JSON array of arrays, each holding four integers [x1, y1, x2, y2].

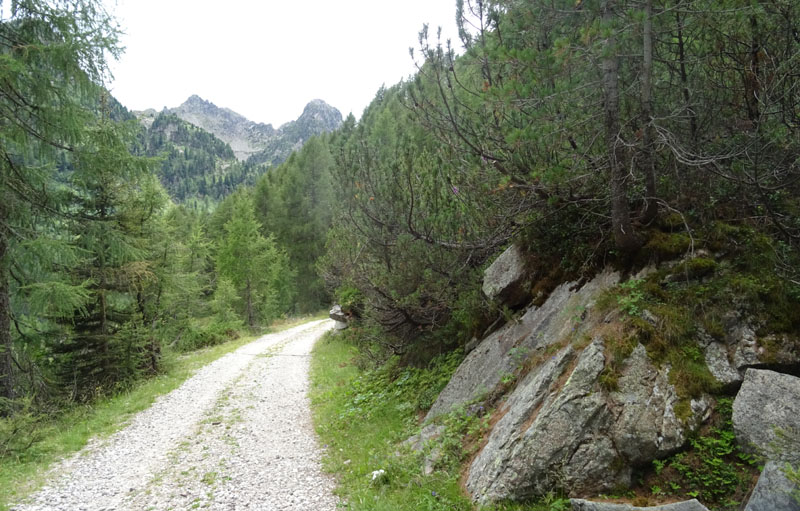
[[135, 95, 343, 163]]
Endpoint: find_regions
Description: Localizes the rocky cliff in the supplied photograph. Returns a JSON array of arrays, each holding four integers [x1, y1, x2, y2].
[[419, 244, 800, 510]]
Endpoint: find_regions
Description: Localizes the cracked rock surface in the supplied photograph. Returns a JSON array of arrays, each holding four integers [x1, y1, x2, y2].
[[13, 320, 338, 511]]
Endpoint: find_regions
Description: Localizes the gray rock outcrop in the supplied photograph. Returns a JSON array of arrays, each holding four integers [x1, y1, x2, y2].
[[724, 313, 800, 374], [482, 244, 529, 307], [609, 344, 689, 464], [329, 305, 348, 331], [466, 339, 704, 504], [698, 312, 800, 388], [745, 461, 800, 511], [732, 369, 800, 463], [425, 270, 619, 421], [329, 304, 347, 322], [571, 499, 710, 511], [702, 339, 741, 387], [467, 340, 625, 503]]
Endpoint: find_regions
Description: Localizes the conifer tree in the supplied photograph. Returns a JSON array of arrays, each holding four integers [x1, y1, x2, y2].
[[217, 194, 294, 328], [0, 0, 121, 402]]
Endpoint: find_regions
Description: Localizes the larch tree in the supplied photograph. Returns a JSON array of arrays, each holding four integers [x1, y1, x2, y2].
[[217, 193, 293, 328], [0, 0, 121, 403]]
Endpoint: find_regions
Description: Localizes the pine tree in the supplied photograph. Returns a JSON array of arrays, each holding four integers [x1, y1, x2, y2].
[[50, 111, 164, 398]]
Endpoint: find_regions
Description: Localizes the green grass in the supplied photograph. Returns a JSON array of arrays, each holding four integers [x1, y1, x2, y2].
[[309, 331, 471, 510], [308, 330, 569, 511], [0, 313, 324, 511]]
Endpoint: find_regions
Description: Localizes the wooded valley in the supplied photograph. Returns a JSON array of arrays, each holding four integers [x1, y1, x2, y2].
[[1, 0, 799, 509]]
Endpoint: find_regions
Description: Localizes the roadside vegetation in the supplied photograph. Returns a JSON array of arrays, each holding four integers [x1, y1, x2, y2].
[[0, 313, 322, 511], [309, 329, 572, 511]]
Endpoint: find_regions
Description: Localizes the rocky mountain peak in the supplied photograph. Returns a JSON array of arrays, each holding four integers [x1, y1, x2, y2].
[[160, 95, 341, 164], [296, 99, 343, 132]]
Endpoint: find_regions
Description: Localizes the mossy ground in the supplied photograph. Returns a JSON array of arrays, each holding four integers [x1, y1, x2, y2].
[[590, 222, 798, 508]]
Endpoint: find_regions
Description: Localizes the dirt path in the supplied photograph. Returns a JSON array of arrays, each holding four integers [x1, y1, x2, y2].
[[13, 320, 338, 511]]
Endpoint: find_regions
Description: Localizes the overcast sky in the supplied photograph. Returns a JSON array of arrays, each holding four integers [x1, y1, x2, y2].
[[106, 0, 461, 127]]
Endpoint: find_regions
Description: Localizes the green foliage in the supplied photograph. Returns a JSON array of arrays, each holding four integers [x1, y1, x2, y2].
[[216, 193, 295, 327], [311, 328, 593, 511], [309, 331, 474, 511], [617, 279, 645, 317], [0, 397, 42, 459], [171, 320, 241, 353], [254, 136, 335, 312], [784, 463, 800, 505], [643, 233, 692, 260], [334, 285, 364, 316], [644, 398, 759, 507]]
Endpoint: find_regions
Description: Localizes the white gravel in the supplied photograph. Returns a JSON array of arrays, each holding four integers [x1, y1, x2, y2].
[[13, 319, 338, 511]]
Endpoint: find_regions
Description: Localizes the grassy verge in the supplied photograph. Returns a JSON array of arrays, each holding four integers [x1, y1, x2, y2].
[[0, 313, 324, 510], [308, 330, 569, 511]]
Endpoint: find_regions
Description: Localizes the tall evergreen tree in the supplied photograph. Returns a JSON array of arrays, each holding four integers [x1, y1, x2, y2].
[[217, 193, 294, 328], [0, 0, 121, 402], [255, 136, 334, 312]]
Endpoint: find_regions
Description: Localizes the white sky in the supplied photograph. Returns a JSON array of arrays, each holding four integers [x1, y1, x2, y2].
[[105, 0, 461, 127]]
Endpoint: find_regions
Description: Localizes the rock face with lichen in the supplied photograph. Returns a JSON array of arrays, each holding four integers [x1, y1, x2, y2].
[[698, 313, 800, 390], [482, 244, 529, 307], [733, 369, 800, 511], [466, 339, 709, 503], [424, 269, 620, 421], [733, 369, 800, 463]]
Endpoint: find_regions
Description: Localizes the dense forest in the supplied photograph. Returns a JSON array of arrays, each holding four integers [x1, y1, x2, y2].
[[2, 0, 799, 505], [0, 0, 315, 423]]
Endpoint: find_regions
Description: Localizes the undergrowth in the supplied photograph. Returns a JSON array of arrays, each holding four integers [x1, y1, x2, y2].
[[635, 398, 759, 510], [598, 223, 800, 409], [309, 328, 571, 511]]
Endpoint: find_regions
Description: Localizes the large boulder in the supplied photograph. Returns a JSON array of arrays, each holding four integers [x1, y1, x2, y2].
[[745, 461, 800, 511], [329, 304, 347, 322], [482, 244, 529, 307], [329, 304, 348, 331], [732, 369, 800, 464], [425, 270, 619, 421], [571, 500, 709, 511], [467, 340, 627, 503], [466, 339, 706, 504]]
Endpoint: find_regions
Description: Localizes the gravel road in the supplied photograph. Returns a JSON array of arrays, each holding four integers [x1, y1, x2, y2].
[[13, 319, 338, 511]]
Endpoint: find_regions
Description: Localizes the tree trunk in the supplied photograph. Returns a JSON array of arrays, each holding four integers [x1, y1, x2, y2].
[[245, 280, 255, 328], [640, 0, 658, 224], [602, 0, 640, 252], [676, 10, 698, 144], [0, 230, 14, 402]]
